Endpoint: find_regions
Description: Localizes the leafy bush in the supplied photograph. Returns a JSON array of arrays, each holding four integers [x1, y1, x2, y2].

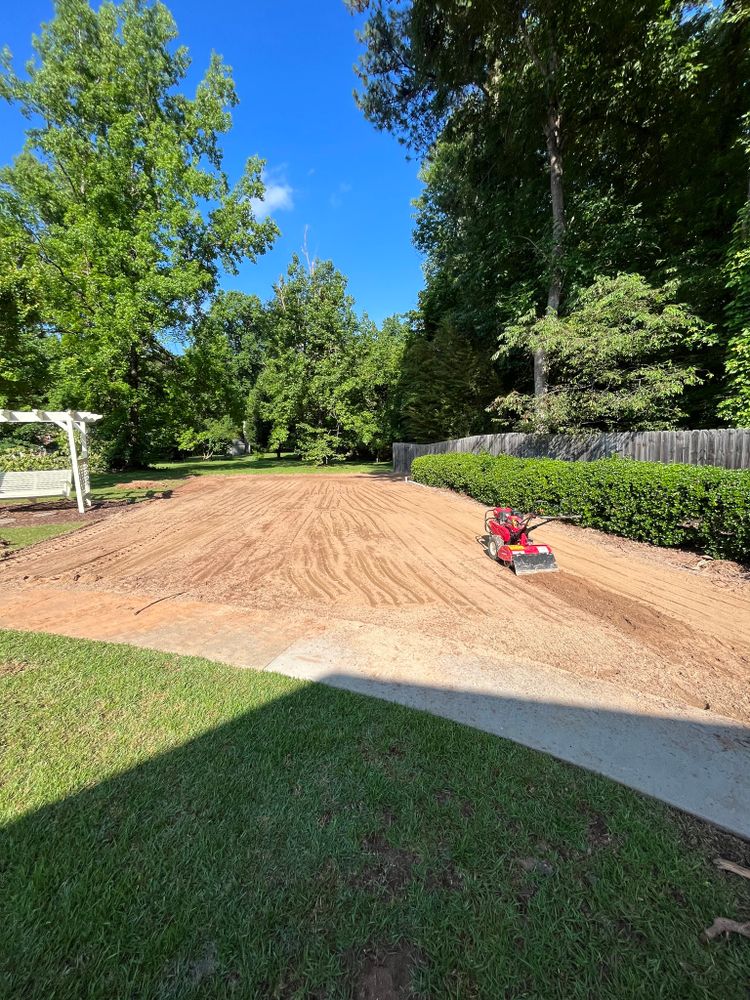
[[410, 452, 750, 563], [296, 425, 346, 465], [492, 274, 714, 433], [0, 447, 69, 472], [0, 439, 108, 475], [0, 424, 51, 450]]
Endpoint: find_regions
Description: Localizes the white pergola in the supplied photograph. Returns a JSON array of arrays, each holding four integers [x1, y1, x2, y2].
[[0, 409, 103, 514]]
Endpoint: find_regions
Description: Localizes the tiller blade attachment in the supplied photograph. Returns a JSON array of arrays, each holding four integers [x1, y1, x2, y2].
[[510, 549, 559, 575]]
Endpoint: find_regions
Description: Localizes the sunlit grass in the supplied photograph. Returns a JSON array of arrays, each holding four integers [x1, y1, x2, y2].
[[88, 453, 390, 502], [0, 522, 82, 552]]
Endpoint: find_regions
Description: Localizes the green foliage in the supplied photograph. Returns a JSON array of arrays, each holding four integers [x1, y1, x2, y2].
[[176, 294, 266, 452], [182, 290, 268, 439], [721, 235, 750, 426], [0, 210, 52, 407], [720, 109, 750, 426], [0, 423, 51, 450], [253, 255, 404, 464], [352, 1, 750, 429], [296, 426, 345, 465], [0, 433, 108, 473], [342, 315, 407, 459], [176, 416, 238, 461], [398, 319, 499, 442], [492, 275, 714, 432], [0, 447, 70, 472], [0, 0, 276, 467], [254, 255, 358, 461], [411, 451, 750, 563]]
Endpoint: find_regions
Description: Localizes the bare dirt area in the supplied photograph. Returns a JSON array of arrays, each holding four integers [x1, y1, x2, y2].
[[1, 473, 749, 722]]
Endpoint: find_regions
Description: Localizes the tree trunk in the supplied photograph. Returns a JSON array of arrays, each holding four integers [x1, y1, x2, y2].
[[545, 103, 566, 316], [534, 99, 566, 430], [126, 343, 143, 469], [518, 18, 565, 426]]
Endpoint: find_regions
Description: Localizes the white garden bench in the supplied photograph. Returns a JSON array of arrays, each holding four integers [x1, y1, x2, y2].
[[0, 469, 73, 501]]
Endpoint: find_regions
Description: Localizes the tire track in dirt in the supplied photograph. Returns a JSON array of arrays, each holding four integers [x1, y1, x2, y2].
[[353, 481, 498, 615], [350, 551, 398, 606]]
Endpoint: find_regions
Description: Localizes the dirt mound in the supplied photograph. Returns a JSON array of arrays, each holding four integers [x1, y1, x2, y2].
[[114, 480, 171, 490]]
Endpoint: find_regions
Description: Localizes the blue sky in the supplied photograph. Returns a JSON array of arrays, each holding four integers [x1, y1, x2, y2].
[[0, 0, 425, 325]]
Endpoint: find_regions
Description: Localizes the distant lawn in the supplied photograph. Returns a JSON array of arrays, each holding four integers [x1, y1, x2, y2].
[[1, 630, 748, 999], [0, 522, 82, 552], [88, 453, 391, 502], [0, 454, 391, 507]]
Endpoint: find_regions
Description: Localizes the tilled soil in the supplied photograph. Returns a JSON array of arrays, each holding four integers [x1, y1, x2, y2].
[[1, 473, 749, 722]]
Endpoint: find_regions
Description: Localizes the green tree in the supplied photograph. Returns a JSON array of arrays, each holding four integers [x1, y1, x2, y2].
[[398, 319, 500, 442], [253, 256, 405, 463], [255, 255, 361, 462], [0, 0, 276, 467], [491, 275, 715, 432], [720, 2, 750, 425], [198, 291, 268, 400], [349, 1, 707, 422], [344, 314, 407, 459], [179, 291, 268, 452], [177, 415, 238, 461], [350, 2, 745, 430], [178, 325, 242, 434], [721, 165, 750, 426], [0, 211, 53, 407]]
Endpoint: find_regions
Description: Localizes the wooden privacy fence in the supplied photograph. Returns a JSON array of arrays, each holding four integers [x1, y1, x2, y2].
[[392, 429, 750, 476]]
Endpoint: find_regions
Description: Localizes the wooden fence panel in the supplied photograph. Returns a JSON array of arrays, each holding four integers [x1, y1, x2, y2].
[[392, 429, 750, 475]]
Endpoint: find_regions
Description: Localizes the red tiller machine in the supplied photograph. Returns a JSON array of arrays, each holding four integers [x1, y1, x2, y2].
[[484, 507, 580, 576]]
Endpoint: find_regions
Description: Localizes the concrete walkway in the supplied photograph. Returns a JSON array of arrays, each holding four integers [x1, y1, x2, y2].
[[266, 623, 750, 840], [1, 586, 748, 839]]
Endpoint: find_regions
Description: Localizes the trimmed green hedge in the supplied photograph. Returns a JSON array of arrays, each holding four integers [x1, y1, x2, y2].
[[411, 452, 750, 563]]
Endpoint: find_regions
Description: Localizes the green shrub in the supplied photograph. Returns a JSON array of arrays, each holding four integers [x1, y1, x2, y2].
[[0, 448, 69, 472], [410, 452, 750, 563], [0, 444, 108, 474]]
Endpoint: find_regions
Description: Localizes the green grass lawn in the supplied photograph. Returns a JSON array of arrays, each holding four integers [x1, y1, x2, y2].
[[0, 455, 391, 507], [86, 454, 391, 503], [1, 629, 748, 999], [0, 522, 83, 552]]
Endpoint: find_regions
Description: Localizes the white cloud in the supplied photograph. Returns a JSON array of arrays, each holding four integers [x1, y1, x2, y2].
[[329, 181, 352, 210], [251, 170, 294, 220]]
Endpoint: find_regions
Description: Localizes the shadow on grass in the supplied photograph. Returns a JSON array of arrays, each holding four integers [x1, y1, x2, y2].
[[2, 656, 749, 999]]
